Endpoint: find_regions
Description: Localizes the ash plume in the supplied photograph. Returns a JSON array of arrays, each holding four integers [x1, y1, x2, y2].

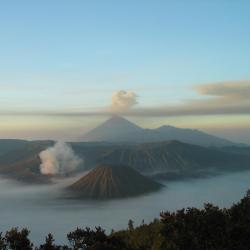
[[39, 141, 82, 175], [111, 90, 138, 112]]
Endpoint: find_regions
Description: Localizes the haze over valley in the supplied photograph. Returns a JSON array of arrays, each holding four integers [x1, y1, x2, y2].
[[1, 1, 250, 248], [0, 170, 250, 244], [0, 116, 249, 187], [0, 109, 249, 246]]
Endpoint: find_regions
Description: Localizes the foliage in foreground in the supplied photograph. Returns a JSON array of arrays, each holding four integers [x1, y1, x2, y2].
[[1, 190, 250, 250]]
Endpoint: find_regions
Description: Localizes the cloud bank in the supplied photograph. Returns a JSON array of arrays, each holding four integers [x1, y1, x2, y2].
[[195, 81, 250, 98], [2, 81, 250, 117], [39, 142, 82, 175]]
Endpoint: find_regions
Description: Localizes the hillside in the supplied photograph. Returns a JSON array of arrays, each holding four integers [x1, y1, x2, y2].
[[68, 164, 163, 199], [72, 140, 250, 174], [0, 140, 53, 183], [0, 139, 249, 183], [0, 139, 28, 156], [81, 116, 236, 147]]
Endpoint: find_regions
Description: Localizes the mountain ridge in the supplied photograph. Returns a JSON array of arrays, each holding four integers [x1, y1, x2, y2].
[[82, 116, 236, 147], [0, 139, 249, 183], [88, 140, 249, 173]]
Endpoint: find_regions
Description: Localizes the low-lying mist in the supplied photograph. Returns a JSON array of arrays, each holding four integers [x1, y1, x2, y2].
[[0, 170, 249, 245]]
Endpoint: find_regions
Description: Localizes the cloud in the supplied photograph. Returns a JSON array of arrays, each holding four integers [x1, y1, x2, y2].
[[109, 81, 250, 117], [110, 90, 138, 112], [1, 81, 250, 118], [127, 80, 250, 117], [195, 81, 250, 99], [39, 141, 82, 175]]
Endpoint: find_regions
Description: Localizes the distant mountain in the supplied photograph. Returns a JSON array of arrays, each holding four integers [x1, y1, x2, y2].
[[0, 139, 28, 156], [153, 126, 235, 147], [82, 116, 142, 143], [74, 140, 250, 173], [68, 164, 163, 199], [81, 116, 236, 147], [219, 146, 250, 156]]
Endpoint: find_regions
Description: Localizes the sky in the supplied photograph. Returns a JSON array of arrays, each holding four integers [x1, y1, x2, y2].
[[0, 0, 250, 143]]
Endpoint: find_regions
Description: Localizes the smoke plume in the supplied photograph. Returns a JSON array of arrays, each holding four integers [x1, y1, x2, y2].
[[39, 142, 82, 175], [111, 90, 138, 112]]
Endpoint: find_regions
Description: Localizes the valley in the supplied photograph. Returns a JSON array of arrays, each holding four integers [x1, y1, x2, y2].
[[0, 117, 249, 201]]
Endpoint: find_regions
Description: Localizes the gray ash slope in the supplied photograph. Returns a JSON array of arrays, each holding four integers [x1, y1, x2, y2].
[[68, 164, 163, 199]]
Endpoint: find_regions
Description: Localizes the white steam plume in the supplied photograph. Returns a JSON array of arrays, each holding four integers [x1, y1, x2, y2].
[[39, 142, 82, 175]]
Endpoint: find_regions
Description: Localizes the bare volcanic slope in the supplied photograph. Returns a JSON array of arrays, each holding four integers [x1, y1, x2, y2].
[[68, 164, 163, 199], [0, 140, 53, 183]]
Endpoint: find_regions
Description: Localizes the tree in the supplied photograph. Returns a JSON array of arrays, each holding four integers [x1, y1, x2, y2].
[[67, 227, 129, 250], [0, 233, 6, 250], [4, 228, 33, 250], [128, 220, 134, 231], [67, 227, 106, 250], [36, 233, 65, 250]]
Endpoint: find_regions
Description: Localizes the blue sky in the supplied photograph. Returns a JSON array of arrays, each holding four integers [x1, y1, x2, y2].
[[0, 1, 250, 142]]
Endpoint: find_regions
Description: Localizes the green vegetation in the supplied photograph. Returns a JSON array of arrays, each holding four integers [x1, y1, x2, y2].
[[1, 190, 250, 249]]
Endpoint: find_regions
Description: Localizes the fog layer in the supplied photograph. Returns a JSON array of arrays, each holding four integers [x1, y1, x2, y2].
[[0, 171, 249, 244]]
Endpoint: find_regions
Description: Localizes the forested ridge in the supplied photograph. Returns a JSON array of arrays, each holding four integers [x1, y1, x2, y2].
[[1, 190, 250, 250]]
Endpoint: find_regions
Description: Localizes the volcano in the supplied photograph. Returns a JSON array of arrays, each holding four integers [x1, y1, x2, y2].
[[81, 116, 235, 147], [68, 164, 163, 199]]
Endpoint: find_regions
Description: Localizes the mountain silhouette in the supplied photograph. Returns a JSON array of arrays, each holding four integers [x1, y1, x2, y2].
[[82, 116, 142, 143], [82, 116, 235, 147]]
